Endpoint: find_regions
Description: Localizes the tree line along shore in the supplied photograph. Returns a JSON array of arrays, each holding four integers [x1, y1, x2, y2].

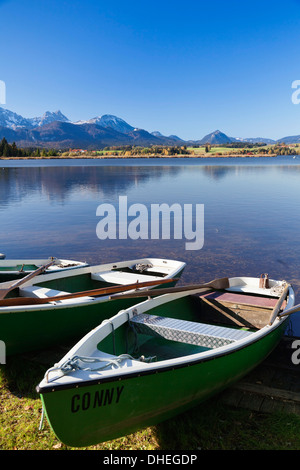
[[0, 137, 299, 159]]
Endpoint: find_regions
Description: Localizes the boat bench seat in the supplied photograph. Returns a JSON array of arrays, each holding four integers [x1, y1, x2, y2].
[[19, 285, 70, 299], [91, 270, 163, 285], [194, 290, 281, 308], [130, 313, 253, 349], [19, 285, 93, 303]]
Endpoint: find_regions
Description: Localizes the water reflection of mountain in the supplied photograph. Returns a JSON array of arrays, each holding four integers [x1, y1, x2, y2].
[[0, 165, 182, 206], [197, 164, 300, 180]]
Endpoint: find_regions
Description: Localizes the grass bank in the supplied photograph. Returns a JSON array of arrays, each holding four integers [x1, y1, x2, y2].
[[1, 354, 300, 450]]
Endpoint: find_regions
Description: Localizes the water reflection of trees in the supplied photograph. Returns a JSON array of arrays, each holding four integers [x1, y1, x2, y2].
[[0, 165, 182, 206]]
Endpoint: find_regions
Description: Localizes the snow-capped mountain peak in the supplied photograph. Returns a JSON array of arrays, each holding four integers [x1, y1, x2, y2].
[[29, 110, 69, 127], [0, 107, 31, 129], [0, 107, 69, 129], [74, 114, 135, 134]]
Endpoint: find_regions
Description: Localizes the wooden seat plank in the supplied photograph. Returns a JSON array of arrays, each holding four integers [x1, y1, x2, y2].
[[196, 290, 284, 309]]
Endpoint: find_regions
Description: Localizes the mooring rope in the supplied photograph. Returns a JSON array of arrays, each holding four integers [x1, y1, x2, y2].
[[39, 351, 156, 431], [44, 353, 134, 383]]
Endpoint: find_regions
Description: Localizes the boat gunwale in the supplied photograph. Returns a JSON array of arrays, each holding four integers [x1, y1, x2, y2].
[[0, 258, 88, 271], [37, 282, 294, 394]]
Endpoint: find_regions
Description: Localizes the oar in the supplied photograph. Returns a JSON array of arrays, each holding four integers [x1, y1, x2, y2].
[[278, 302, 300, 319], [0, 260, 56, 300], [268, 285, 290, 325], [0, 277, 177, 307], [109, 277, 230, 300]]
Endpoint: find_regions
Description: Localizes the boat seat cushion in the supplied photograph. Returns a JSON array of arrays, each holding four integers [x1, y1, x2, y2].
[[130, 313, 253, 349], [91, 270, 163, 285]]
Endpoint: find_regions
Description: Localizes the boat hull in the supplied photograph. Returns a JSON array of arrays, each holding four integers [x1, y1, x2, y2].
[[39, 318, 288, 447], [1, 297, 137, 356]]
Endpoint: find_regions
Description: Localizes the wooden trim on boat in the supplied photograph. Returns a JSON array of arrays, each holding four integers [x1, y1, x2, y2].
[[268, 285, 290, 325]]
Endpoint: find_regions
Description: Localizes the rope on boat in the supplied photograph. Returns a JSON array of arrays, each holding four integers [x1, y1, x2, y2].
[[101, 319, 116, 355], [39, 406, 45, 431], [269, 281, 287, 296], [126, 310, 140, 354], [286, 320, 294, 337], [44, 354, 134, 382], [134, 263, 153, 272], [44, 352, 157, 383]]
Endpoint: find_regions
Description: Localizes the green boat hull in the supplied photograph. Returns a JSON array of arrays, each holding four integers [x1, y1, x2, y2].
[[1, 274, 182, 357], [39, 319, 287, 447], [0, 265, 39, 282], [1, 297, 135, 356]]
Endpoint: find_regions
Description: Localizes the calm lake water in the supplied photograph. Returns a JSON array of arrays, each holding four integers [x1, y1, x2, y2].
[[1, 156, 300, 335]]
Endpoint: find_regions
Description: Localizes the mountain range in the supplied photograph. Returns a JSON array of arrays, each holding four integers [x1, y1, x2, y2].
[[0, 107, 299, 148]]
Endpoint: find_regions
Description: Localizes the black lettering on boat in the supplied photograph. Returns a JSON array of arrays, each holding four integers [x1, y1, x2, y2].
[[71, 394, 80, 413], [93, 390, 104, 408], [116, 386, 124, 403], [104, 388, 114, 406], [82, 392, 90, 410], [71, 386, 125, 413]]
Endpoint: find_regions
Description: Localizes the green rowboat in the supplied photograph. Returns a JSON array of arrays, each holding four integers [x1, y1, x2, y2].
[[0, 257, 185, 356], [37, 276, 295, 447]]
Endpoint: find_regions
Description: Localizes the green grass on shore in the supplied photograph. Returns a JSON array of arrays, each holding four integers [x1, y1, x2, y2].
[[1, 355, 300, 450]]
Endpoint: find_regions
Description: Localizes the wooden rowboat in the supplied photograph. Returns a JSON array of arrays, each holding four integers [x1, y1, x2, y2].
[[37, 275, 295, 447], [0, 257, 185, 356], [0, 257, 88, 282]]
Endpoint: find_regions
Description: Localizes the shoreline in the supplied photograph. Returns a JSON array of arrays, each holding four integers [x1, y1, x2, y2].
[[0, 153, 280, 160]]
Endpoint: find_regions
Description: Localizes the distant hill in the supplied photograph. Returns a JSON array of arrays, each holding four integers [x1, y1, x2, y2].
[[195, 130, 237, 145], [235, 137, 276, 144], [152, 131, 184, 144], [276, 135, 300, 144]]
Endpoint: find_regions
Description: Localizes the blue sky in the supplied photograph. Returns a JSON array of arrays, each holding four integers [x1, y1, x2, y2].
[[1, 0, 300, 140]]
